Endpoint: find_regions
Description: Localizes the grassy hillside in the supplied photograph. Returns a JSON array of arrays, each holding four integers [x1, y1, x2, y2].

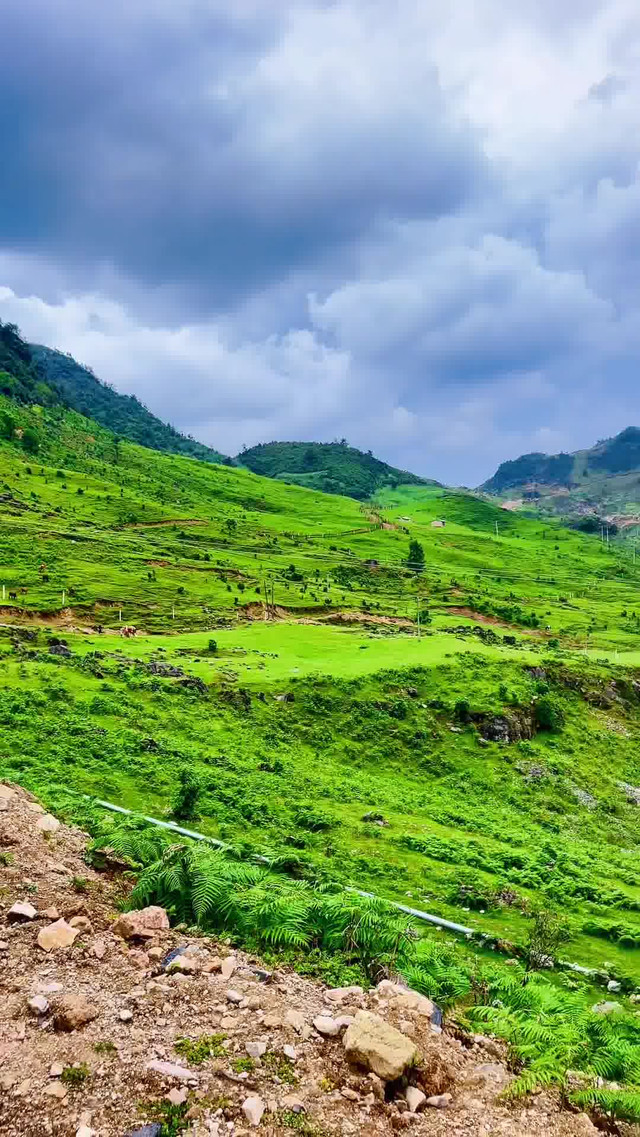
[[5, 399, 640, 1116], [238, 439, 434, 500], [32, 343, 230, 464], [482, 428, 640, 534]]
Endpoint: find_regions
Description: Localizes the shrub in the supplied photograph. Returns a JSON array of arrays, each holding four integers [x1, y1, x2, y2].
[[172, 768, 201, 822], [534, 695, 565, 732]]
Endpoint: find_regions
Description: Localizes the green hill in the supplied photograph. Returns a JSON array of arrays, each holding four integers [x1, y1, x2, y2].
[[4, 396, 640, 1114], [482, 428, 640, 532], [32, 342, 230, 464], [238, 439, 435, 500]]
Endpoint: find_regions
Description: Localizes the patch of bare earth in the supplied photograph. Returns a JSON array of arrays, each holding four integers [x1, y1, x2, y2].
[[0, 785, 602, 1136]]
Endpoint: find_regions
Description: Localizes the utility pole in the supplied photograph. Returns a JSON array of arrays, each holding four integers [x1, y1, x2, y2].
[[172, 605, 175, 620], [62, 589, 66, 606], [494, 521, 499, 537], [118, 608, 122, 623]]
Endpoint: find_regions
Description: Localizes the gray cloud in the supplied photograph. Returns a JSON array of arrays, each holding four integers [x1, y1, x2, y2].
[[1, 0, 640, 484]]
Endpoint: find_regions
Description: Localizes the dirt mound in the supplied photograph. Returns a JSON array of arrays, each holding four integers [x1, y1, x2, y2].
[[0, 785, 601, 1136]]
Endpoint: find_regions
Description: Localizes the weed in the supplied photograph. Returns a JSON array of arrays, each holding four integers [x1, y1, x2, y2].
[[60, 1063, 90, 1087], [174, 1033, 227, 1064], [263, 1051, 298, 1084], [231, 1056, 255, 1074], [94, 1040, 117, 1056]]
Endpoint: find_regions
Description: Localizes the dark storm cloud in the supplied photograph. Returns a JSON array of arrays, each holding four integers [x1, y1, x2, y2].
[[1, 0, 640, 485], [0, 1, 487, 311]]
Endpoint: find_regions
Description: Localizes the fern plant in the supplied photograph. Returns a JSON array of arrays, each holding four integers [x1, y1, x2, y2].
[[128, 843, 414, 972]]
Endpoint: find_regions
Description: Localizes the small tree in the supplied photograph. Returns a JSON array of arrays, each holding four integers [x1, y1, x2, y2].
[[21, 427, 40, 454], [407, 540, 425, 574], [172, 769, 201, 822], [208, 638, 218, 654], [525, 906, 570, 973]]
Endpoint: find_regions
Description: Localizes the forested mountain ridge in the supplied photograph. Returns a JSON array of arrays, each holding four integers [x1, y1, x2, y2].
[[238, 439, 436, 500], [32, 343, 230, 464], [482, 427, 640, 528]]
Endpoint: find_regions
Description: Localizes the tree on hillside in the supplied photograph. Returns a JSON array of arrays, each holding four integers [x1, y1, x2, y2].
[[407, 539, 425, 574], [22, 427, 40, 454]]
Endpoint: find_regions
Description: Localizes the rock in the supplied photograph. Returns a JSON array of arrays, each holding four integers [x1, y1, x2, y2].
[[38, 919, 79, 952], [281, 1094, 305, 1112], [335, 1016, 355, 1031], [0, 785, 16, 800], [405, 1087, 426, 1113], [572, 1116, 598, 1135], [376, 980, 437, 1020], [341, 1087, 359, 1101], [42, 906, 60, 920], [7, 901, 37, 922], [92, 939, 107, 959], [0, 940, 8, 950], [69, 915, 93, 933], [242, 1095, 265, 1127], [221, 955, 237, 980], [26, 801, 46, 814], [127, 1128, 162, 1137], [314, 1015, 340, 1037], [36, 813, 60, 834], [148, 946, 165, 962], [27, 994, 49, 1015], [246, 1041, 267, 1058], [283, 1045, 297, 1061], [113, 906, 170, 940], [607, 979, 622, 992], [53, 993, 99, 1031], [49, 1063, 65, 1077], [76, 1127, 96, 1137], [426, 1093, 452, 1109], [44, 1081, 68, 1099], [146, 1060, 199, 1083], [0, 799, 8, 812], [285, 1009, 306, 1033], [169, 954, 199, 974], [119, 1009, 134, 1022], [226, 989, 243, 1005], [326, 986, 364, 1004], [166, 1087, 188, 1106], [592, 1001, 624, 1015], [343, 1012, 417, 1082]]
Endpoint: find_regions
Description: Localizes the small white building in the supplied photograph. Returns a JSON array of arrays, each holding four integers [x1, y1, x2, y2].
[[431, 519, 446, 528]]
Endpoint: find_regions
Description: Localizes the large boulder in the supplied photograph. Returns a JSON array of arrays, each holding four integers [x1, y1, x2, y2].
[[112, 906, 170, 940], [343, 1011, 417, 1081]]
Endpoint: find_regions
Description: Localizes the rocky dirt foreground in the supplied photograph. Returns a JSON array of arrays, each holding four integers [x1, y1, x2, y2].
[[0, 784, 601, 1137]]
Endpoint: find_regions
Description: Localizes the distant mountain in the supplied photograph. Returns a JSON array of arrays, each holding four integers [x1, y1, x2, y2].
[[31, 344, 230, 465], [238, 440, 436, 501], [482, 428, 640, 528]]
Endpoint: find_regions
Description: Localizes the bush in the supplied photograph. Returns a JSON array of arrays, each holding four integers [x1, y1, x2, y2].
[[534, 695, 565, 732], [172, 769, 201, 822], [453, 698, 471, 724]]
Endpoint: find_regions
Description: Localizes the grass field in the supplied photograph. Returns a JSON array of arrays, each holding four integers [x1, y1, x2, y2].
[[3, 395, 640, 991]]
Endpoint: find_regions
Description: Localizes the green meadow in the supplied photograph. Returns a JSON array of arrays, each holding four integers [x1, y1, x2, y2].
[[3, 394, 640, 983]]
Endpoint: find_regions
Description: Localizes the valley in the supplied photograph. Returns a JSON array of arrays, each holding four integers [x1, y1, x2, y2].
[[4, 339, 640, 1123]]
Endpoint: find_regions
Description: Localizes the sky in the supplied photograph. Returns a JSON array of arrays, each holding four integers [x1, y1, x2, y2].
[[1, 0, 640, 485]]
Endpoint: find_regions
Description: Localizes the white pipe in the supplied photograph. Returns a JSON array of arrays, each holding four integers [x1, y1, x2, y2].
[[85, 795, 605, 979]]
